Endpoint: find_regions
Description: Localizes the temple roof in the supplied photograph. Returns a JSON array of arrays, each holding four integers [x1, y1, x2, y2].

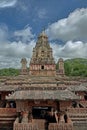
[[21, 58, 27, 63], [6, 89, 79, 100], [0, 83, 19, 91], [68, 85, 87, 92], [58, 58, 63, 62]]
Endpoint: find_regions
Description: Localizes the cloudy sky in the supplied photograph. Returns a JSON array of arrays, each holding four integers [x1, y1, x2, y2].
[[0, 0, 87, 68]]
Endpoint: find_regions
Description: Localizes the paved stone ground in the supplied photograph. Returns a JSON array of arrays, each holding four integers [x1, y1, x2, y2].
[[74, 125, 87, 130], [1, 125, 87, 130]]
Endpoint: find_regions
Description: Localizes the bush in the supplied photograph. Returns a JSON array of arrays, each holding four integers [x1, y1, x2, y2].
[[0, 68, 20, 76]]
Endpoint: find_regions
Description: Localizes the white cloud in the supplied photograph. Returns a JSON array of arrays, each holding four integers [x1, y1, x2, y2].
[[0, 0, 17, 8], [47, 8, 87, 61], [16, 1, 28, 13], [37, 9, 47, 19], [47, 8, 87, 41], [0, 39, 35, 68], [0, 56, 20, 68], [14, 25, 34, 43], [51, 41, 87, 61], [0, 24, 8, 41], [0, 40, 35, 58], [0, 25, 35, 68], [0, 23, 87, 68]]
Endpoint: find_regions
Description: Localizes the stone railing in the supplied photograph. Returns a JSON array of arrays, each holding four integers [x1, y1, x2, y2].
[[14, 119, 46, 130], [0, 108, 16, 117], [14, 123, 38, 130], [0, 108, 17, 129], [67, 108, 87, 116], [14, 118, 73, 130], [67, 108, 87, 122], [67, 108, 87, 124], [49, 123, 73, 130]]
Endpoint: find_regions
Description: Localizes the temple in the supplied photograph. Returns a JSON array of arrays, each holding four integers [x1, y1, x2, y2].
[[0, 31, 87, 130]]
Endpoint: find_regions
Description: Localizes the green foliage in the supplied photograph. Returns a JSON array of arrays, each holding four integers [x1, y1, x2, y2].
[[0, 68, 20, 76], [64, 58, 87, 77], [64, 62, 72, 75]]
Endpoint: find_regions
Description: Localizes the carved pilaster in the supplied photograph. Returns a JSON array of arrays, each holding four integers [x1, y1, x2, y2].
[[21, 111, 29, 123]]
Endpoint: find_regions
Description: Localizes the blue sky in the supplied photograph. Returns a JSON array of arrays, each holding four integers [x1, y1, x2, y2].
[[0, 0, 87, 68]]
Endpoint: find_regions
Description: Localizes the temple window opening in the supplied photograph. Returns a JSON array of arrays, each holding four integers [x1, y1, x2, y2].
[[41, 65, 44, 70]]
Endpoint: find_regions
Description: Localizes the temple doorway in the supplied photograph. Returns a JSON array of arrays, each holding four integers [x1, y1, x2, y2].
[[84, 94, 87, 100], [32, 106, 51, 119], [32, 106, 57, 123]]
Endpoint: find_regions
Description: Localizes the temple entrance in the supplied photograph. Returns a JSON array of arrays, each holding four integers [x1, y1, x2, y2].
[[32, 106, 51, 119], [32, 106, 57, 123], [32, 106, 57, 130]]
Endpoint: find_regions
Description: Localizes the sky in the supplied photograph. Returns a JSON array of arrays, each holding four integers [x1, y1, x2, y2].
[[0, 0, 87, 68]]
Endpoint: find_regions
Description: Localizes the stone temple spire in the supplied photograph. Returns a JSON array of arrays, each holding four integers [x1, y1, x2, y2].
[[35, 29, 50, 48], [29, 31, 56, 76]]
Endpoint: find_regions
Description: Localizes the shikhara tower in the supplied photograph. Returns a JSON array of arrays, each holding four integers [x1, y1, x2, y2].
[[29, 31, 56, 76]]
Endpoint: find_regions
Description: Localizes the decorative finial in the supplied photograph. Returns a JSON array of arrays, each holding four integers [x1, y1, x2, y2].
[[39, 28, 47, 37], [41, 27, 45, 34]]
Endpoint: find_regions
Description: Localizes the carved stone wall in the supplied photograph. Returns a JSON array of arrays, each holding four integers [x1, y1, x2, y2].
[[60, 101, 72, 111]]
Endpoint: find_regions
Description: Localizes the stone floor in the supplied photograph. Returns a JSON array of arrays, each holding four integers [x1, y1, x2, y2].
[[1, 124, 87, 130], [74, 125, 87, 130]]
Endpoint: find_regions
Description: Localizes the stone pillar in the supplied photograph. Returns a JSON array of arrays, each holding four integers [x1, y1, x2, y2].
[[58, 58, 65, 75], [28, 107, 33, 122], [21, 111, 29, 123], [59, 114, 65, 123], [21, 58, 27, 75]]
